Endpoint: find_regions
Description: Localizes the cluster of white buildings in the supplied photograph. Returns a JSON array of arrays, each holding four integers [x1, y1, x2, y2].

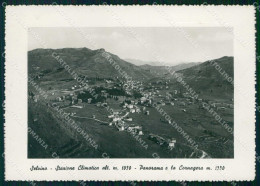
[[106, 103, 145, 135], [123, 102, 141, 113]]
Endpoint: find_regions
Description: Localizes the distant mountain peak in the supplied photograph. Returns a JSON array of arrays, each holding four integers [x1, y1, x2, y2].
[[92, 48, 106, 53], [98, 48, 105, 52]]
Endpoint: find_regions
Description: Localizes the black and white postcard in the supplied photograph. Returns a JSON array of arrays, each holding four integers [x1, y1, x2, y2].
[[4, 5, 256, 181]]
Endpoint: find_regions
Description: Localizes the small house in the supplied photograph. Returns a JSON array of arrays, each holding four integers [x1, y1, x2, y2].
[[88, 98, 92, 104], [118, 126, 125, 131], [136, 107, 141, 113], [102, 103, 108, 107], [140, 97, 146, 103], [108, 115, 114, 119], [127, 104, 134, 109], [113, 111, 120, 115], [125, 118, 133, 121], [145, 111, 150, 115], [168, 138, 176, 149]]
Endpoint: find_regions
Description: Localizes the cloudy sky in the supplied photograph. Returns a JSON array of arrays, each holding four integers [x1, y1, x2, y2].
[[28, 27, 233, 65]]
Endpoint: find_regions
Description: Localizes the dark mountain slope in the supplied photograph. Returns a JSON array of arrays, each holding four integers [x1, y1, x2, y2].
[[178, 56, 233, 79], [174, 56, 234, 100], [145, 56, 234, 100], [28, 48, 154, 81]]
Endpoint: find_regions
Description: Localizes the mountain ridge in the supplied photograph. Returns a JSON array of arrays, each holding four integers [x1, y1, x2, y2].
[[28, 47, 154, 81]]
